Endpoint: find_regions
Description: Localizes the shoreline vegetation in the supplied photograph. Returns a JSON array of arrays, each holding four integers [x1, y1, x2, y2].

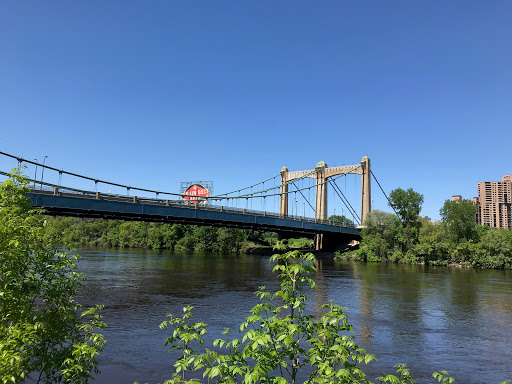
[[41, 215, 316, 255], [336, 189, 512, 270], [42, 216, 262, 254]]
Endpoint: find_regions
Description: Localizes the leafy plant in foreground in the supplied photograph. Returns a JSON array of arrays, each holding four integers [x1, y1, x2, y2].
[[159, 250, 511, 383], [160, 306, 207, 383], [0, 169, 106, 384], [162, 251, 377, 383]]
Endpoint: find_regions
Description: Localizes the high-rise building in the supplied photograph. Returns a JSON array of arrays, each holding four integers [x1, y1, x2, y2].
[[452, 195, 463, 203], [476, 175, 512, 228]]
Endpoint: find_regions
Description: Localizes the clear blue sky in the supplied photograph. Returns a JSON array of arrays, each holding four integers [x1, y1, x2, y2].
[[1, 1, 511, 220]]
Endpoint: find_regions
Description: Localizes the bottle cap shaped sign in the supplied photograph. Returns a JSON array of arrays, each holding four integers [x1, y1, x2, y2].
[[183, 184, 211, 203]]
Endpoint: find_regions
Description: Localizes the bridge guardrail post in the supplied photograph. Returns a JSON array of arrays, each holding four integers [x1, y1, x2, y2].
[[95, 192, 101, 200], [53, 187, 59, 196]]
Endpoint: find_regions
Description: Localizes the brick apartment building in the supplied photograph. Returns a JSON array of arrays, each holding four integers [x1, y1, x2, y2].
[[474, 175, 512, 228]]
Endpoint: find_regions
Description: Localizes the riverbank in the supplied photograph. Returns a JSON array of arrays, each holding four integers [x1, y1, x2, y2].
[[42, 215, 269, 254], [337, 245, 512, 269], [355, 211, 512, 270]]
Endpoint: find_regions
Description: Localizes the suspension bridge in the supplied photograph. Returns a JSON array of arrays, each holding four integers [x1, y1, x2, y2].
[[0, 151, 387, 250]]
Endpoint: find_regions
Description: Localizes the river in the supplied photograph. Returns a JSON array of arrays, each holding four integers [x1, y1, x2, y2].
[[76, 247, 512, 384]]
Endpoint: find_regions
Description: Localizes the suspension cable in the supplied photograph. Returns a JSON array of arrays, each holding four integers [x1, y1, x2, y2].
[[331, 179, 361, 224], [292, 181, 315, 212], [210, 164, 361, 201], [371, 170, 401, 219], [331, 180, 360, 224], [213, 173, 281, 197], [0, 151, 184, 198]]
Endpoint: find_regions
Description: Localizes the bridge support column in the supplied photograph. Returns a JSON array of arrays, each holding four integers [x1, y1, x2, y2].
[[315, 233, 323, 250], [280, 166, 288, 217], [361, 156, 371, 225], [315, 161, 328, 221]]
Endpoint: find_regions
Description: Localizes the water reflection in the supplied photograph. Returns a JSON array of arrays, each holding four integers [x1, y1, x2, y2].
[[76, 248, 512, 384]]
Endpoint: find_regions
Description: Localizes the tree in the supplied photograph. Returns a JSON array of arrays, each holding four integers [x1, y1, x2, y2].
[[356, 210, 401, 261], [416, 220, 451, 263], [474, 229, 512, 269], [218, 228, 248, 254], [195, 226, 220, 252], [328, 215, 354, 226], [387, 188, 424, 254], [388, 188, 424, 228], [439, 199, 478, 243], [0, 169, 105, 384]]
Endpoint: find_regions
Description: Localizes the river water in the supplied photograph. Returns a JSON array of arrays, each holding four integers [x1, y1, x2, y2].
[[76, 247, 512, 384]]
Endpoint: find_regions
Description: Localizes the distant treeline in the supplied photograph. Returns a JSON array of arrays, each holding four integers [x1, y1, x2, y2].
[[42, 216, 271, 253]]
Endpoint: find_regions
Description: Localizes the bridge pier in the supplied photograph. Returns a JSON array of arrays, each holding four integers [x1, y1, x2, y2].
[[314, 232, 359, 252], [314, 233, 323, 251]]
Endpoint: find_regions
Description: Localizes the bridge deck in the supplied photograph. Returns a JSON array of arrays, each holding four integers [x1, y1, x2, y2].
[[26, 191, 360, 240]]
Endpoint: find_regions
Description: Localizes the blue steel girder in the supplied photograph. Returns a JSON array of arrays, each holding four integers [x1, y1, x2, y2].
[[26, 193, 360, 240]]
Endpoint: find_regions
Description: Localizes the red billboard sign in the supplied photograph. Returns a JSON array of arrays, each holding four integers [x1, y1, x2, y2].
[[182, 184, 211, 203]]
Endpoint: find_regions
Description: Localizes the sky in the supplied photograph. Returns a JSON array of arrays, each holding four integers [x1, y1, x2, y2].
[[1, 1, 511, 221]]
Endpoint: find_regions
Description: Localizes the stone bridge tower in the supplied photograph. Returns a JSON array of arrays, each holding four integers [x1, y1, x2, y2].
[[280, 156, 371, 225]]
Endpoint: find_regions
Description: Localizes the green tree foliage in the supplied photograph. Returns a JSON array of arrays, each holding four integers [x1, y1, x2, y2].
[[341, 186, 512, 269], [439, 200, 478, 243], [355, 210, 400, 262], [218, 229, 248, 254], [0, 169, 105, 384], [415, 219, 451, 264], [473, 229, 512, 269], [41, 217, 263, 254], [386, 188, 424, 255], [388, 188, 424, 228], [328, 215, 354, 226]]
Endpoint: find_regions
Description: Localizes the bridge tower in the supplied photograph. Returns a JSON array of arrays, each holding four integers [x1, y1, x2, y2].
[[360, 155, 371, 225], [315, 161, 328, 221], [280, 166, 289, 217], [279, 156, 371, 224]]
